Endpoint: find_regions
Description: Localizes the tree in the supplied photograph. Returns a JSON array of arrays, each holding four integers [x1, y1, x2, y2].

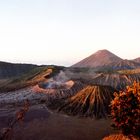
[[110, 81, 140, 137]]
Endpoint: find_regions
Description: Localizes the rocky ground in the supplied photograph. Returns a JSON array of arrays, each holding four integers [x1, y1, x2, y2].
[[0, 86, 115, 140]]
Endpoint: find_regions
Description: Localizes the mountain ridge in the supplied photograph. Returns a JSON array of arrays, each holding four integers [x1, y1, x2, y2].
[[0, 61, 37, 78], [72, 49, 140, 70], [72, 49, 122, 68]]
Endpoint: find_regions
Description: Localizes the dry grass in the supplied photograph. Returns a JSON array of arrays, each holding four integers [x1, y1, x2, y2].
[[103, 134, 140, 140]]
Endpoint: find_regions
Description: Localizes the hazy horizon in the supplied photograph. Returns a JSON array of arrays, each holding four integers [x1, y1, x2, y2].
[[0, 0, 140, 66]]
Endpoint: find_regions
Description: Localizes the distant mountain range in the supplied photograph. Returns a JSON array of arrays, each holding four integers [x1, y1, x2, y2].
[[0, 61, 37, 78], [0, 49, 139, 92], [0, 50, 139, 75], [72, 49, 140, 70]]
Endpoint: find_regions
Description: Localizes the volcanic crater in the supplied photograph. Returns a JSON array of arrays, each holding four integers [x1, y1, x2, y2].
[[47, 84, 116, 118]]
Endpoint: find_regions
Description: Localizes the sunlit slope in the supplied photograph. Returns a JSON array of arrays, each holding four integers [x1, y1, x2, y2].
[[58, 85, 115, 118]]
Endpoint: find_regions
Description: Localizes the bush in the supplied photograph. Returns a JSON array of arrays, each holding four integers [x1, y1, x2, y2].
[[110, 81, 140, 137], [103, 134, 138, 140]]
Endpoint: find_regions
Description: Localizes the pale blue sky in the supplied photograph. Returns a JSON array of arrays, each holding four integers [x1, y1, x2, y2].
[[0, 0, 140, 66]]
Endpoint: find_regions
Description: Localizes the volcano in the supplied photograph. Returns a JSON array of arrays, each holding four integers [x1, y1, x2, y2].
[[72, 49, 122, 68], [58, 85, 115, 118], [33, 80, 86, 101], [72, 49, 140, 70]]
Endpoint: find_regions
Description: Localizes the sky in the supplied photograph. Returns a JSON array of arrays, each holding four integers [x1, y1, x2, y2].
[[0, 0, 140, 66]]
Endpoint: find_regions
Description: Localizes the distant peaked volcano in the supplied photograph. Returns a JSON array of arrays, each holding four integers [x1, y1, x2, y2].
[[72, 49, 122, 68]]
